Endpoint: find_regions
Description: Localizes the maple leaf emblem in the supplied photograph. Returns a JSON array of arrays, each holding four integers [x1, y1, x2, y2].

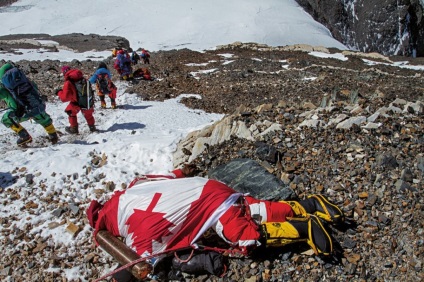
[[126, 192, 175, 254]]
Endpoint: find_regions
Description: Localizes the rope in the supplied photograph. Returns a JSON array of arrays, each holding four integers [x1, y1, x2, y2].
[[173, 249, 195, 263], [198, 245, 247, 257], [93, 254, 154, 282]]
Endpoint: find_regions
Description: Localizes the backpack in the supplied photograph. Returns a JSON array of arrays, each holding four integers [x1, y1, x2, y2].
[[96, 73, 111, 95], [1, 66, 45, 116], [1, 66, 34, 101], [74, 78, 94, 109]]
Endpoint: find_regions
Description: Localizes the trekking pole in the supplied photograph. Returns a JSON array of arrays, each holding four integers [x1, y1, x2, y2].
[[87, 80, 90, 107], [0, 108, 9, 113]]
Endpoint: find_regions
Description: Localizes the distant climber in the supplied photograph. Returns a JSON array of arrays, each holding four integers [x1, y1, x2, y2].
[[140, 48, 150, 64], [113, 49, 133, 81], [89, 62, 118, 109]]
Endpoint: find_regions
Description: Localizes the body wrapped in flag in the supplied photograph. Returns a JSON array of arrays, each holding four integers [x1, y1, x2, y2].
[[87, 166, 344, 281]]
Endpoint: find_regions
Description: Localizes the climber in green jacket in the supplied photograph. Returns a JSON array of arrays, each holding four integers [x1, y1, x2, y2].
[[0, 63, 58, 146]]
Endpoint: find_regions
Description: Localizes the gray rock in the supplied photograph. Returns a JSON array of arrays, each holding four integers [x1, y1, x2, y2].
[[255, 142, 279, 164], [400, 168, 414, 182], [376, 153, 398, 169], [417, 156, 424, 172], [25, 173, 34, 185], [69, 204, 79, 215], [51, 207, 65, 218]]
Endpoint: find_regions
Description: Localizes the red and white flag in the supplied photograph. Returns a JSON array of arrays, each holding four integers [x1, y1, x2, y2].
[[94, 177, 242, 257]]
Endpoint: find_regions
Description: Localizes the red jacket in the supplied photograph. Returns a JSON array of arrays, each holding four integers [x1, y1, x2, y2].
[[244, 196, 294, 224], [58, 69, 84, 104], [213, 203, 261, 255]]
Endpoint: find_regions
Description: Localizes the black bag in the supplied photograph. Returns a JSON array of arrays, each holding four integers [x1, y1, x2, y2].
[[1, 66, 33, 95], [74, 78, 94, 109], [171, 251, 226, 276]]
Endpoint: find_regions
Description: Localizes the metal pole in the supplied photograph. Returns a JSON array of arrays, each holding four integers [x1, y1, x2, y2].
[[96, 230, 153, 280]]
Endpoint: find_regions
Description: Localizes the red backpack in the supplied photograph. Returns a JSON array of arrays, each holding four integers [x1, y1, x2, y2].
[[133, 68, 151, 80]]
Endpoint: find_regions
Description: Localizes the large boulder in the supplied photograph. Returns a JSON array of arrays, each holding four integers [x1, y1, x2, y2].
[[208, 158, 296, 201]]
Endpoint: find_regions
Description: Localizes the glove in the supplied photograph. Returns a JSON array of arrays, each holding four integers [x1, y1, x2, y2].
[[55, 88, 62, 96], [11, 106, 25, 118]]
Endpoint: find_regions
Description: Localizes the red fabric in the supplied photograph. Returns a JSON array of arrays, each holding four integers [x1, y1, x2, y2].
[[58, 69, 95, 127], [108, 87, 117, 99], [86, 200, 104, 228], [98, 85, 117, 99], [244, 196, 294, 223], [141, 50, 150, 57], [93, 190, 125, 239], [217, 204, 261, 251], [113, 60, 121, 74], [58, 69, 84, 104], [61, 65, 71, 75], [171, 169, 185, 178], [92, 177, 242, 256], [66, 106, 95, 127]]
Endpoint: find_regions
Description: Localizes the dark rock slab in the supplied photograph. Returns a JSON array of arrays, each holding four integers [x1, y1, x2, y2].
[[208, 158, 296, 201]]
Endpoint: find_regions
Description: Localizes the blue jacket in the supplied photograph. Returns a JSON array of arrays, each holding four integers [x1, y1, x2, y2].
[[89, 68, 113, 84]]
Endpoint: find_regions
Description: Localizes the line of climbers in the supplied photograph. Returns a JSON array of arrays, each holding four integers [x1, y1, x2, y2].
[[112, 47, 152, 81], [0, 47, 153, 146]]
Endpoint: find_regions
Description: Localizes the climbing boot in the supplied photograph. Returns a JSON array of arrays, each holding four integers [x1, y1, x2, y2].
[[281, 200, 308, 218], [289, 215, 333, 255], [16, 128, 32, 146], [89, 125, 97, 132], [48, 132, 59, 144], [100, 101, 107, 108], [262, 221, 307, 248], [299, 195, 345, 224], [262, 216, 333, 256], [65, 126, 79, 134], [44, 123, 58, 144], [111, 102, 117, 109]]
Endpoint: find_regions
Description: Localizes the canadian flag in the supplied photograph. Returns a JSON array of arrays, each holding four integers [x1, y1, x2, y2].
[[94, 177, 242, 257]]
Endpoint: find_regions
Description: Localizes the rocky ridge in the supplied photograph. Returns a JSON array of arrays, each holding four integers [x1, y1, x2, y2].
[[295, 0, 424, 57], [0, 35, 423, 282]]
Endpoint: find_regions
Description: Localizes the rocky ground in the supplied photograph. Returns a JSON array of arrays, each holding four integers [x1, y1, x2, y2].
[[0, 34, 423, 282]]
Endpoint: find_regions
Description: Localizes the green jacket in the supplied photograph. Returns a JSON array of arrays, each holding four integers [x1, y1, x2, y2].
[[0, 63, 22, 112], [0, 86, 18, 111], [0, 63, 13, 79]]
